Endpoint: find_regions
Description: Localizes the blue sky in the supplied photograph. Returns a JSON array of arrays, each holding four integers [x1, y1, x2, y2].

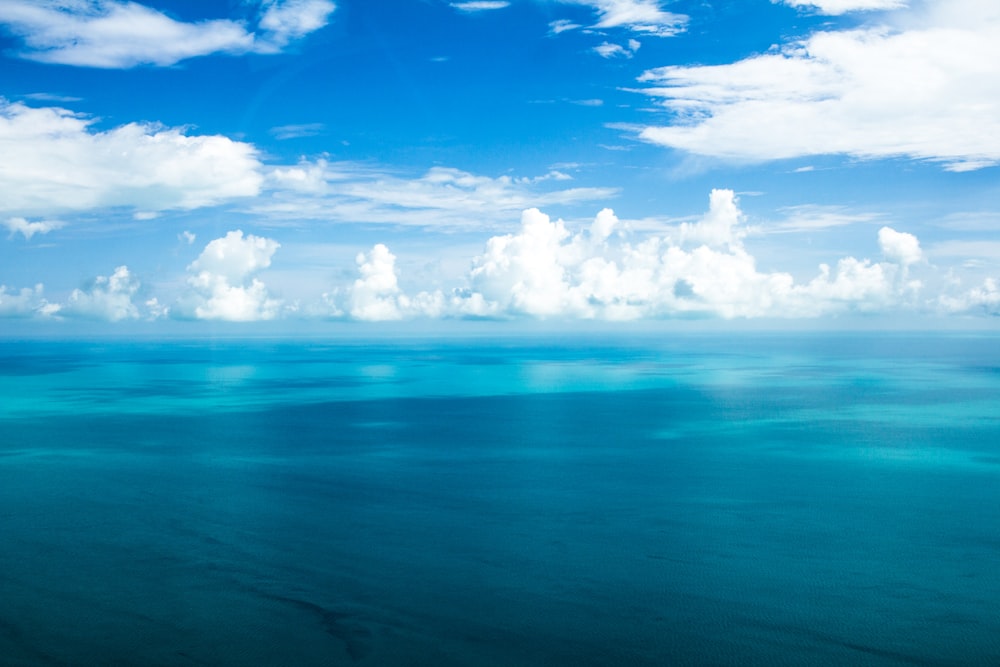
[[1, 0, 999, 332]]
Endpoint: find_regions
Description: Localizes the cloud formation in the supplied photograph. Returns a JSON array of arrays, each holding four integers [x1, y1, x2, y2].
[[0, 284, 54, 317], [564, 0, 687, 36], [445, 190, 925, 320], [0, 101, 263, 217], [450, 1, 511, 12], [0, 0, 335, 68], [178, 231, 282, 321], [62, 265, 141, 321], [3, 217, 63, 240], [635, 0, 1000, 170], [262, 160, 618, 229], [780, 0, 907, 14]]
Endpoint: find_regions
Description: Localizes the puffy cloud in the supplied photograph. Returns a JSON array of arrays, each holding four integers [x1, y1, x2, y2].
[[780, 0, 906, 14], [878, 226, 922, 266], [0, 101, 263, 217], [940, 278, 1000, 315], [0, 0, 334, 68], [0, 284, 55, 317], [451, 190, 923, 320], [260, 161, 618, 229], [178, 231, 282, 321], [334, 244, 445, 321], [563, 0, 688, 36], [3, 217, 63, 240], [258, 0, 336, 48], [634, 0, 1000, 170], [62, 265, 140, 321]]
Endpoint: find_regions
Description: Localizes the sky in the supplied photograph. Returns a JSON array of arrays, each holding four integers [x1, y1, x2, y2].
[[1, 0, 999, 334]]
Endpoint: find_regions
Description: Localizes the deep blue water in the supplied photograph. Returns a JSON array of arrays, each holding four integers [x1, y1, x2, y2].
[[2, 333, 1000, 666]]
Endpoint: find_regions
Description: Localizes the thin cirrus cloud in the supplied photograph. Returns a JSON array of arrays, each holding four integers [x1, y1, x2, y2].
[[0, 0, 335, 68], [261, 160, 619, 230], [0, 100, 263, 217], [449, 1, 511, 12], [780, 0, 908, 14], [633, 0, 1000, 171]]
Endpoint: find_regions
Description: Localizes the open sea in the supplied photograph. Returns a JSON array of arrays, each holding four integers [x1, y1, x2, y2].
[[2, 332, 1000, 666]]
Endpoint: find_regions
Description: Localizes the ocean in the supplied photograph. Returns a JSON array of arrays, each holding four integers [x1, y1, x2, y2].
[[1, 333, 999, 666]]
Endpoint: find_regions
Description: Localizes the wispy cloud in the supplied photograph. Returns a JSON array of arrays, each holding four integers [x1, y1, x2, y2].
[[270, 123, 325, 140], [779, 0, 908, 15], [634, 0, 1000, 170], [562, 0, 688, 36], [261, 160, 619, 229], [594, 38, 640, 58], [3, 216, 63, 240], [0, 0, 335, 68], [450, 1, 511, 12]]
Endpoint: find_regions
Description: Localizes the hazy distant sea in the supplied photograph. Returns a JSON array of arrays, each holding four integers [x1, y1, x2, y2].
[[2, 333, 999, 666]]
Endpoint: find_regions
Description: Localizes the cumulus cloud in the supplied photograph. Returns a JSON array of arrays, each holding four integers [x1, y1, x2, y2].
[[3, 217, 63, 240], [0, 0, 334, 68], [563, 0, 688, 36], [447, 190, 924, 320], [0, 101, 263, 217], [260, 160, 618, 229], [62, 265, 140, 321], [780, 0, 907, 14], [0, 284, 55, 317], [634, 0, 1000, 170], [940, 278, 1000, 315], [178, 231, 282, 321]]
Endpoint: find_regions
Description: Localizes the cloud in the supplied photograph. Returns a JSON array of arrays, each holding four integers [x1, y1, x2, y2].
[[634, 0, 1000, 170], [269, 123, 325, 140], [0, 284, 55, 317], [3, 217, 63, 240], [62, 265, 141, 321], [563, 0, 688, 36], [257, 0, 336, 49], [940, 278, 1000, 315], [549, 19, 581, 34], [594, 38, 641, 58], [260, 160, 618, 229], [780, 0, 907, 15], [0, 101, 263, 217], [177, 230, 282, 321], [0, 0, 334, 68], [450, 1, 511, 12], [448, 190, 923, 320]]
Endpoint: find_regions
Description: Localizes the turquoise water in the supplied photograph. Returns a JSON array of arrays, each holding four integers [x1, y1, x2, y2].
[[1, 334, 999, 665]]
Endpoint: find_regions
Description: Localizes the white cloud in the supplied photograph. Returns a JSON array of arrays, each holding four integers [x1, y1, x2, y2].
[[260, 160, 618, 229], [269, 122, 325, 140], [939, 278, 1000, 315], [3, 217, 63, 240], [0, 101, 263, 217], [450, 1, 511, 12], [878, 226, 922, 266], [62, 265, 141, 321], [594, 39, 640, 58], [563, 0, 688, 36], [0, 284, 54, 317], [780, 0, 907, 15], [258, 0, 336, 49], [549, 19, 581, 34], [0, 0, 335, 68], [634, 0, 1000, 170], [178, 231, 282, 321], [449, 190, 923, 320]]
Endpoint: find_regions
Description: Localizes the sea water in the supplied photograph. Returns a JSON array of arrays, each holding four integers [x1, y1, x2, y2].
[[1, 333, 999, 666]]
